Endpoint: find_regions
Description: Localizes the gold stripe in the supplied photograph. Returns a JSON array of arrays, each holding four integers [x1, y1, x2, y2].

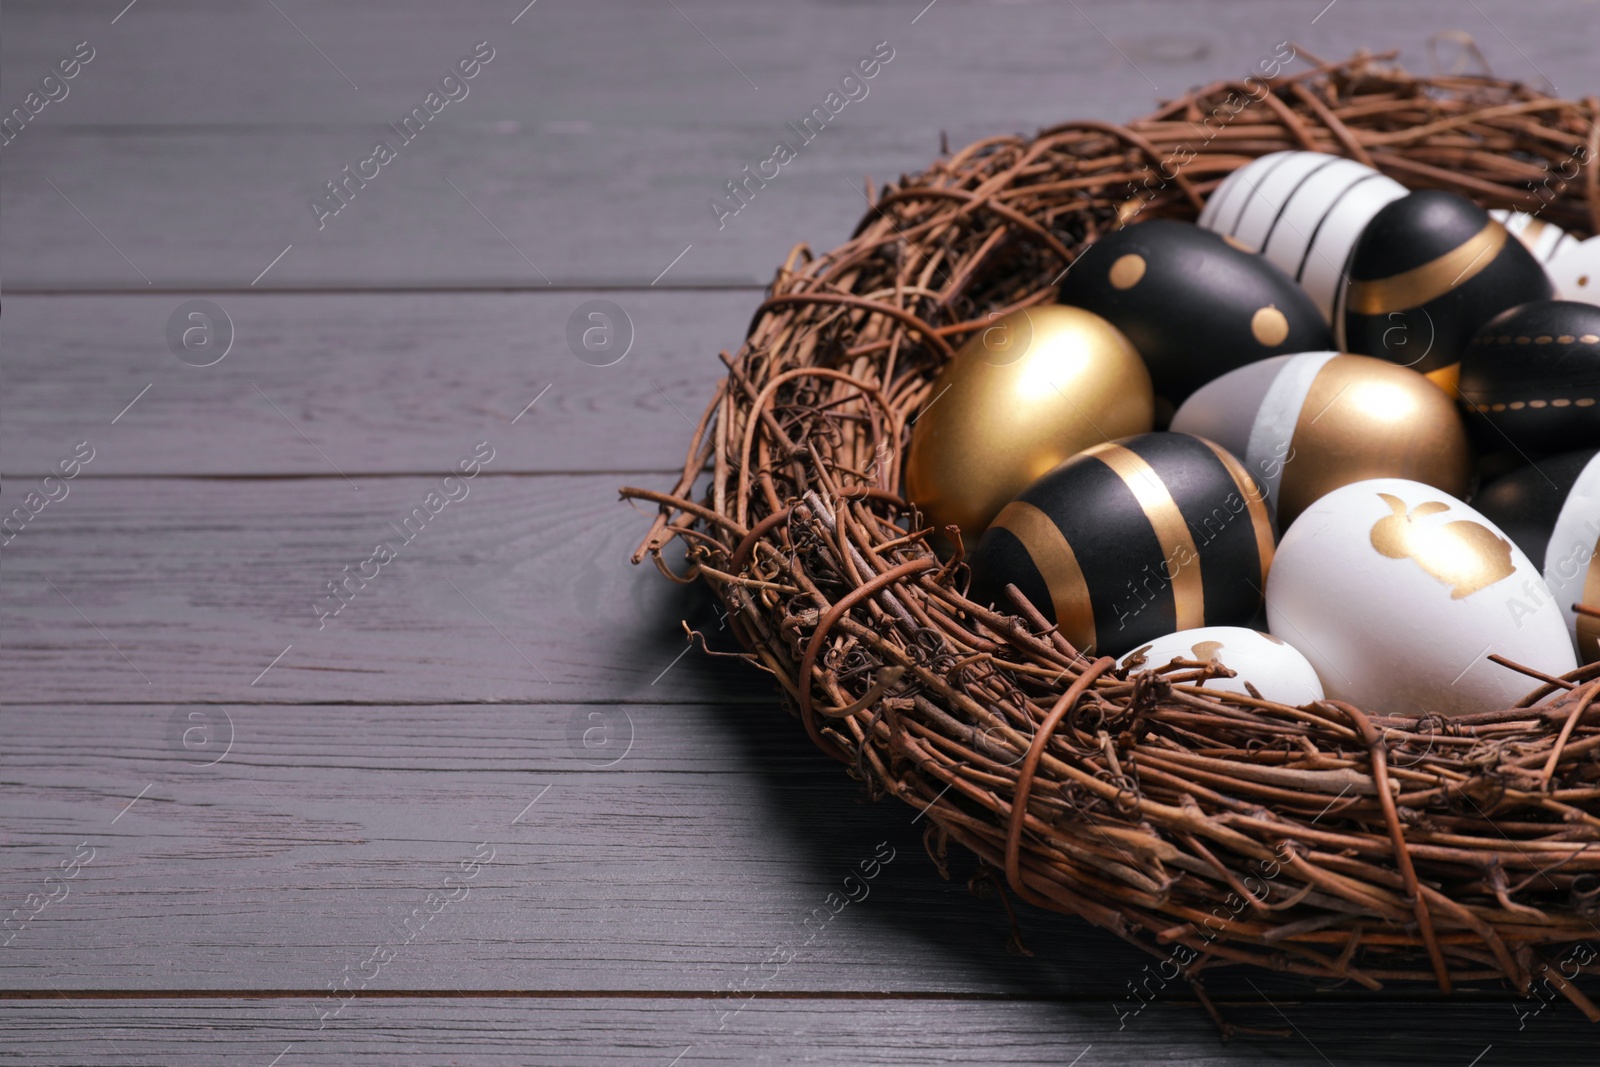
[[1080, 443, 1206, 630], [1579, 539, 1600, 665], [989, 501, 1097, 654], [1424, 362, 1461, 394], [1520, 217, 1550, 250], [1196, 437, 1275, 591], [1345, 220, 1508, 315]]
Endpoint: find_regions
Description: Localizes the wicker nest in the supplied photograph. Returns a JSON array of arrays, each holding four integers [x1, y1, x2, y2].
[[624, 49, 1600, 1019]]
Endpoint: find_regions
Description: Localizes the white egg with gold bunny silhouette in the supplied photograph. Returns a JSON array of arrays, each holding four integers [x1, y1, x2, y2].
[[1118, 626, 1324, 706], [1265, 478, 1577, 715]]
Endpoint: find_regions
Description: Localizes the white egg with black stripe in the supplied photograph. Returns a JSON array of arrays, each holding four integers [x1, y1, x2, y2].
[[1491, 209, 1580, 264], [1198, 150, 1408, 322]]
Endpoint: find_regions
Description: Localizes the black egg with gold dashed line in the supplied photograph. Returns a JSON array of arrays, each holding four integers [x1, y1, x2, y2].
[[1475, 450, 1600, 664], [1475, 450, 1599, 571], [1057, 219, 1331, 403], [1459, 301, 1600, 454], [969, 432, 1277, 657], [1336, 190, 1552, 384]]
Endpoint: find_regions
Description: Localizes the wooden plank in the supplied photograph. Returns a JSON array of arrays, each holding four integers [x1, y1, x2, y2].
[[3, 4, 1597, 1048], [3, 1, 1593, 289], [0, 996, 1593, 1065], [0, 700, 1149, 993], [2, 291, 748, 476], [6, 700, 1598, 1004], [4, 0, 1588, 128], [0, 123, 929, 290], [0, 475, 754, 704]]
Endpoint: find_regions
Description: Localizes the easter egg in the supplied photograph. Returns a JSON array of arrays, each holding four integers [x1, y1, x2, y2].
[[1475, 450, 1600, 663], [1458, 301, 1600, 454], [1336, 190, 1553, 382], [1057, 219, 1331, 403], [1548, 236, 1600, 307], [969, 432, 1276, 657], [1118, 625, 1324, 706], [1265, 478, 1577, 715], [1491, 209, 1580, 264], [905, 305, 1153, 545], [1199, 150, 1408, 321], [1170, 351, 1472, 526]]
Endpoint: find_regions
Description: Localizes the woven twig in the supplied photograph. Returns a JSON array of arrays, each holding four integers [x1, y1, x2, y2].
[[623, 50, 1600, 1011]]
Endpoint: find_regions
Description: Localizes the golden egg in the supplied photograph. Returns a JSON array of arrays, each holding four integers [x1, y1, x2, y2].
[[905, 305, 1154, 546]]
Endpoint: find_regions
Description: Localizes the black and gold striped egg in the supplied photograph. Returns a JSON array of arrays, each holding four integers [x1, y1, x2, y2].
[[1336, 190, 1553, 386], [1475, 450, 1600, 663], [1057, 219, 1331, 403], [969, 432, 1276, 657], [1458, 301, 1600, 454]]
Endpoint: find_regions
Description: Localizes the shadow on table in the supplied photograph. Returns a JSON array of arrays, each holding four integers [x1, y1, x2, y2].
[[641, 577, 1600, 1066]]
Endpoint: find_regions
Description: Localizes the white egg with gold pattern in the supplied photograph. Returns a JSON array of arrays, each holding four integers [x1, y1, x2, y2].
[[1119, 625, 1324, 706], [1265, 478, 1577, 715]]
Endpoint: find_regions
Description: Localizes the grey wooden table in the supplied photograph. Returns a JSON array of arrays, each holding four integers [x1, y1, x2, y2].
[[4, 2, 1599, 1063]]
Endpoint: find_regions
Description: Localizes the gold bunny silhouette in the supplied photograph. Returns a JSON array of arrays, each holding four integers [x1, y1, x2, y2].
[[1369, 493, 1515, 599]]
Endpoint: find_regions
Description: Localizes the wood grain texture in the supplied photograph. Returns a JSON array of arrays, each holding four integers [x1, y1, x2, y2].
[[0, 699, 1156, 994], [4, 0, 1592, 127], [6, 1, 1600, 1058], [1, 996, 1593, 1066], [3, 292, 747, 476], [3, 1, 1594, 289], [8, 700, 1592, 1006], [0, 475, 754, 704]]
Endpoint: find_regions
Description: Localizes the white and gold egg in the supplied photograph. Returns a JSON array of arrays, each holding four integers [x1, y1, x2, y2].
[[1118, 625, 1324, 706], [1170, 351, 1473, 526], [1265, 478, 1577, 715]]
